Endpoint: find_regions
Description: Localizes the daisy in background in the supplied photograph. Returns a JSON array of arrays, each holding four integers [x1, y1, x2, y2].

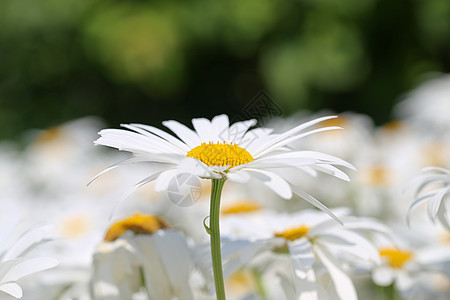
[[394, 73, 450, 137], [0, 220, 58, 299], [407, 167, 450, 230], [91, 213, 200, 300], [93, 114, 355, 299], [372, 237, 450, 300], [200, 208, 391, 300]]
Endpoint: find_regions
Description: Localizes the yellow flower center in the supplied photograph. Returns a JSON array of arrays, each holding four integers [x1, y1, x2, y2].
[[222, 201, 262, 215], [275, 225, 311, 241], [225, 269, 256, 296], [60, 215, 92, 239], [186, 142, 254, 168], [361, 165, 392, 187], [421, 142, 447, 167], [382, 121, 405, 132], [379, 248, 413, 268], [35, 127, 62, 144], [104, 213, 170, 242], [320, 116, 348, 128]]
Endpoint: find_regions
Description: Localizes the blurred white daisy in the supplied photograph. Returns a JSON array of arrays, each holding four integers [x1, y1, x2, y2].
[[0, 221, 58, 299], [91, 213, 197, 300], [407, 167, 450, 230], [372, 244, 450, 300], [202, 208, 388, 300], [395, 73, 450, 136], [93, 115, 354, 222]]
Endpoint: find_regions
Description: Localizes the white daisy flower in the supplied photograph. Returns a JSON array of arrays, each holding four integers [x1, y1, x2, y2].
[[93, 114, 354, 223], [372, 244, 450, 300], [395, 73, 450, 136], [203, 208, 389, 300], [407, 167, 450, 230], [91, 213, 197, 300], [0, 221, 58, 299]]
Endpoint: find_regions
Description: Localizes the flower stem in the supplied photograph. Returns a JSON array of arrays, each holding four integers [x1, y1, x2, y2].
[[209, 178, 227, 300], [385, 283, 397, 300]]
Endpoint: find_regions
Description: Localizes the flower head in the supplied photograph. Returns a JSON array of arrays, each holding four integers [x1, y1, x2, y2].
[[91, 213, 196, 300], [93, 115, 354, 223], [215, 208, 389, 300]]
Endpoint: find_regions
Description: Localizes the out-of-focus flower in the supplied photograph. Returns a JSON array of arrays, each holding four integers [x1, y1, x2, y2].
[[91, 213, 197, 300], [93, 114, 354, 223], [0, 221, 58, 299], [407, 167, 450, 230], [372, 244, 450, 300], [395, 73, 450, 136], [210, 208, 389, 300]]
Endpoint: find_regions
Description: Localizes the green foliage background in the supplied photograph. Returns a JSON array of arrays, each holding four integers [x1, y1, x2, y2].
[[1, 0, 449, 139]]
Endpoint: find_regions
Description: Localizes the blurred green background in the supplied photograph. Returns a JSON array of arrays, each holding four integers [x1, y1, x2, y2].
[[1, 0, 449, 140]]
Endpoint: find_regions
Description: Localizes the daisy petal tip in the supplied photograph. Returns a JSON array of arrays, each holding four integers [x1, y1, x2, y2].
[[347, 163, 357, 171], [279, 189, 293, 200]]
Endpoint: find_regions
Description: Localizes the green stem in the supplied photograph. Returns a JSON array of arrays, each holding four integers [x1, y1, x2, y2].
[[385, 283, 396, 300], [209, 178, 227, 300]]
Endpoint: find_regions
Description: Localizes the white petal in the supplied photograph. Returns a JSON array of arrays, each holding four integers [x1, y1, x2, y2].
[[121, 124, 186, 154], [241, 157, 317, 169], [288, 238, 314, 278], [3, 224, 53, 260], [396, 272, 414, 293], [116, 168, 173, 215], [96, 129, 180, 154], [221, 238, 277, 278], [211, 114, 230, 141], [245, 168, 292, 199], [241, 128, 273, 153], [162, 120, 201, 149], [251, 116, 338, 156], [310, 164, 350, 181], [372, 266, 396, 287], [436, 202, 450, 230], [87, 156, 152, 186], [316, 230, 380, 264], [276, 151, 355, 170], [2, 257, 58, 282], [192, 118, 214, 142], [178, 157, 220, 179], [0, 282, 22, 298], [253, 126, 343, 158], [289, 184, 343, 225], [407, 191, 435, 226], [154, 169, 179, 192], [427, 187, 448, 221], [314, 246, 358, 300], [128, 123, 191, 152], [225, 170, 251, 183], [132, 237, 172, 300], [228, 119, 257, 145], [151, 231, 194, 299]]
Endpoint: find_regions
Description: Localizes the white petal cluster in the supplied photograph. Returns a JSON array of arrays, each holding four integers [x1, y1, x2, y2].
[[94, 115, 354, 223], [0, 221, 58, 298], [91, 230, 196, 300], [407, 167, 450, 230]]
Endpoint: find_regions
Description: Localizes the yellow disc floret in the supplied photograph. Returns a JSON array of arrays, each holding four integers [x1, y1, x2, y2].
[[104, 213, 170, 242], [222, 201, 262, 215], [186, 141, 254, 168], [275, 225, 311, 241], [379, 248, 413, 268]]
